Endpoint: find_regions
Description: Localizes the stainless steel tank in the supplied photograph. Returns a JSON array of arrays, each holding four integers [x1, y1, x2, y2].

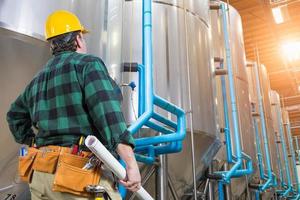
[[246, 62, 280, 198], [211, 3, 258, 198], [269, 90, 289, 187], [0, 1, 124, 199], [122, 0, 220, 197], [259, 64, 280, 180], [282, 110, 298, 190]]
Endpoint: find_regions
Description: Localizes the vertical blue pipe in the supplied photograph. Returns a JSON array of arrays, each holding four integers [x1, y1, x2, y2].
[[276, 105, 292, 192], [253, 62, 273, 186], [143, 0, 153, 110], [118, 160, 127, 199], [255, 191, 260, 200], [220, 60, 234, 163], [276, 105, 292, 191], [286, 122, 300, 193], [220, 2, 243, 162], [218, 182, 225, 200]]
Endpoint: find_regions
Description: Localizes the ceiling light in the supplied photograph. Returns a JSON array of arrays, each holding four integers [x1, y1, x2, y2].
[[282, 42, 300, 62], [272, 7, 284, 24]]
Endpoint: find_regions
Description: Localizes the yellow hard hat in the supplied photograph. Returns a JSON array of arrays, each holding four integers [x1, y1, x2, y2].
[[45, 10, 88, 40]]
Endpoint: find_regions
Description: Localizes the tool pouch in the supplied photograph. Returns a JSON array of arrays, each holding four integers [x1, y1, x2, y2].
[[52, 152, 101, 197], [32, 150, 60, 174], [18, 147, 38, 183]]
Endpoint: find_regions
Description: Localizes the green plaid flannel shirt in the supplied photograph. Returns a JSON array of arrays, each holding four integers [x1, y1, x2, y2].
[[7, 51, 134, 153]]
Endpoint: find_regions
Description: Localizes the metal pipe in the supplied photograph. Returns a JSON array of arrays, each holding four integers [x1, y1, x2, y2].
[[208, 180, 214, 200], [85, 136, 154, 200], [168, 176, 179, 200], [253, 61, 273, 190], [157, 141, 168, 200], [183, 0, 198, 195], [224, 163, 232, 200]]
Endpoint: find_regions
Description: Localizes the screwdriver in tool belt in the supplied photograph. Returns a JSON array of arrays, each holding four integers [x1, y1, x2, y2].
[[78, 136, 85, 156]]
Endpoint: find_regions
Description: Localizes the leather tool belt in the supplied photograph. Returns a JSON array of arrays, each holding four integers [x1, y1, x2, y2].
[[18, 146, 101, 197]]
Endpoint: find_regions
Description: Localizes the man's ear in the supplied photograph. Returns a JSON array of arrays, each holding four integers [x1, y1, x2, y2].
[[76, 33, 83, 48]]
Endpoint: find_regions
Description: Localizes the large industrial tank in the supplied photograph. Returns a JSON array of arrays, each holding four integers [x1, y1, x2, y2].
[[0, 1, 124, 199], [246, 63, 279, 198], [269, 90, 289, 189], [211, 3, 258, 198], [122, 0, 221, 197], [282, 110, 298, 190], [259, 65, 280, 180]]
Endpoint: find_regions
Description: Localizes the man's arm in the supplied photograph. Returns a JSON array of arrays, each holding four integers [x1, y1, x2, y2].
[[7, 93, 35, 145], [117, 143, 141, 192], [83, 58, 141, 191]]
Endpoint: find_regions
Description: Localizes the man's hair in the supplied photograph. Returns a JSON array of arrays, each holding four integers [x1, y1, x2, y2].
[[49, 31, 80, 55]]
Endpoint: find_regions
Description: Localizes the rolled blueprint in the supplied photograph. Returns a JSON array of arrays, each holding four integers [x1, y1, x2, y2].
[[85, 135, 154, 200]]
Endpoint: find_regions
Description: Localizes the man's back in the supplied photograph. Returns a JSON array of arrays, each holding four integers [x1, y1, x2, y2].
[[7, 51, 134, 153]]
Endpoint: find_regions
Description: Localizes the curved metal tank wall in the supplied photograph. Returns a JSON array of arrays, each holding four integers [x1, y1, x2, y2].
[[211, 3, 258, 197], [259, 64, 280, 180], [122, 0, 220, 197], [282, 110, 298, 190], [0, 1, 123, 199], [270, 90, 289, 188]]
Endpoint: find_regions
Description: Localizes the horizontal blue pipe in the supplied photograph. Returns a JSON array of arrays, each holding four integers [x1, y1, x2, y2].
[[128, 111, 152, 134], [145, 121, 173, 134], [152, 112, 177, 129]]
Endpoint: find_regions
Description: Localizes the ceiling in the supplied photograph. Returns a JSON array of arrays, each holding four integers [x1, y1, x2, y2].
[[228, 0, 300, 136]]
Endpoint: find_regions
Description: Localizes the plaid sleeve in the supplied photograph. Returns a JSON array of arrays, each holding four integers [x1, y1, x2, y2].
[[6, 90, 35, 145], [83, 59, 135, 151]]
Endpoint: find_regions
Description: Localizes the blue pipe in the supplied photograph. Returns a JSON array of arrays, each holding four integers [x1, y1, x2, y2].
[[118, 160, 127, 199], [276, 105, 293, 196], [217, 3, 252, 183], [277, 105, 292, 187], [219, 56, 235, 163], [218, 182, 225, 200], [255, 191, 260, 200], [253, 62, 274, 190], [286, 122, 300, 193], [126, 0, 186, 163]]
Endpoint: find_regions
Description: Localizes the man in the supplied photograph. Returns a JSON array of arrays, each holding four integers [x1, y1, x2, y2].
[[7, 10, 141, 200]]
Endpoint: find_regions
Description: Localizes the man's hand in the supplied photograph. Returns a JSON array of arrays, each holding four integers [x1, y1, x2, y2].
[[119, 163, 141, 192], [117, 143, 141, 192]]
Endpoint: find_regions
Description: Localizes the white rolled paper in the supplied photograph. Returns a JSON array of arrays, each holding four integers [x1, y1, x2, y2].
[[85, 135, 154, 200]]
